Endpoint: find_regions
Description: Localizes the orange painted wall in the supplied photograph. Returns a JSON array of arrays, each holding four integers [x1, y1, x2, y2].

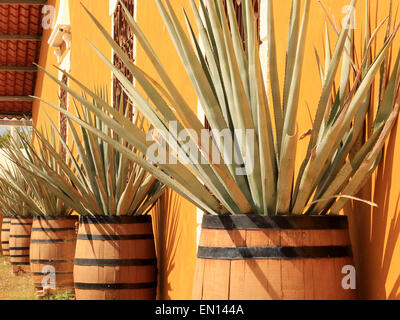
[[33, 0, 112, 137], [135, 0, 199, 300], [32, 0, 400, 300]]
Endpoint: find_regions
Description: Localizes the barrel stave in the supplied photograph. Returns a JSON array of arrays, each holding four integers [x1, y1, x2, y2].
[[10, 218, 32, 274], [30, 217, 78, 292], [1, 218, 11, 263]]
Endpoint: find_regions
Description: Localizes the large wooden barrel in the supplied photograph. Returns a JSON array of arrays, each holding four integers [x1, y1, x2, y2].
[[193, 215, 358, 300], [30, 216, 78, 293], [9, 217, 33, 274], [1, 217, 11, 263], [74, 215, 158, 300]]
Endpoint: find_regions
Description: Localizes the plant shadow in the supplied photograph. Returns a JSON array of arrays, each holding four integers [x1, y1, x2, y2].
[[152, 188, 182, 300], [346, 117, 400, 300]]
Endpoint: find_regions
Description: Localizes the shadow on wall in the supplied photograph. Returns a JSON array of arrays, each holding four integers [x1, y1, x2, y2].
[[346, 118, 400, 300], [152, 188, 182, 300]]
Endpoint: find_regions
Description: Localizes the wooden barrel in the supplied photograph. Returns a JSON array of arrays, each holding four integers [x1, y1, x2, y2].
[[193, 215, 358, 300], [74, 215, 158, 300], [1, 218, 11, 263], [9, 217, 33, 274], [30, 216, 78, 293]]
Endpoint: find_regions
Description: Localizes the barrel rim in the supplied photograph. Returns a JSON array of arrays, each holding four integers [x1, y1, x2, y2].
[[74, 258, 157, 266], [11, 262, 30, 265], [202, 214, 349, 230], [30, 259, 73, 263], [31, 227, 77, 232], [33, 216, 79, 221], [31, 239, 76, 244], [80, 215, 152, 224], [77, 234, 154, 241], [74, 282, 157, 290]]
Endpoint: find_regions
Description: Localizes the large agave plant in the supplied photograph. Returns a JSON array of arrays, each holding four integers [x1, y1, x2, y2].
[[37, 0, 400, 216]]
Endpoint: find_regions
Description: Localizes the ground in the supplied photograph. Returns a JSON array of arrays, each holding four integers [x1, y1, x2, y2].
[[0, 256, 75, 300], [0, 257, 37, 300]]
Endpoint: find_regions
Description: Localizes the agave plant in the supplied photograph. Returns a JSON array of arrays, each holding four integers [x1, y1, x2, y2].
[[0, 131, 72, 217], [36, 0, 400, 216], [20, 93, 165, 217], [0, 161, 36, 218], [0, 180, 17, 219]]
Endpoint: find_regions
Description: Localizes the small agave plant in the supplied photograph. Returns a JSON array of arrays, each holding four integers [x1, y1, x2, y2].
[[37, 0, 400, 216], [0, 131, 73, 217], [0, 158, 37, 218]]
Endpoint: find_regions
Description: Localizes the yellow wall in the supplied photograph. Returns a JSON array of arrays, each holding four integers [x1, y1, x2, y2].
[[135, 0, 199, 300], [33, 0, 400, 300], [33, 0, 112, 135]]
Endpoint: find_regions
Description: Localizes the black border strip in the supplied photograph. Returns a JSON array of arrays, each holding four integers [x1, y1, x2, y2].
[[33, 283, 74, 288], [1, 229, 10, 232], [11, 262, 30, 265], [74, 282, 157, 290], [34, 216, 79, 221], [9, 247, 30, 250], [77, 234, 154, 241], [31, 239, 75, 244], [9, 235, 30, 238], [32, 272, 73, 276], [202, 215, 349, 230], [30, 259, 72, 263], [32, 227, 76, 232], [74, 258, 157, 266], [10, 255, 30, 258], [1, 241, 9, 244], [197, 246, 352, 259], [80, 215, 151, 225], [11, 223, 33, 226]]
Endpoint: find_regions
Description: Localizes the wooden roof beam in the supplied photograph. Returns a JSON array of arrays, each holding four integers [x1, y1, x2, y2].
[[0, 96, 34, 102], [0, 1, 47, 4], [0, 34, 42, 41], [0, 111, 32, 117], [0, 66, 37, 72], [0, 119, 32, 126]]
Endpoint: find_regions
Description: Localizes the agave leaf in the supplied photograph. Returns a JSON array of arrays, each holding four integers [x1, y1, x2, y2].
[[190, 0, 229, 123], [308, 0, 356, 153], [310, 122, 384, 214], [293, 27, 398, 212], [265, 0, 283, 152], [330, 103, 399, 213], [276, 129, 300, 214], [283, 0, 301, 117]]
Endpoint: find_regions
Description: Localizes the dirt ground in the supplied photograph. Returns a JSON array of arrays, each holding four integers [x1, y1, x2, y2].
[[0, 256, 37, 300]]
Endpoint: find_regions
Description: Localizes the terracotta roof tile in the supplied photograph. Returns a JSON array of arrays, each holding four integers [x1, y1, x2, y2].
[[0, 101, 31, 119], [0, 4, 43, 120]]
